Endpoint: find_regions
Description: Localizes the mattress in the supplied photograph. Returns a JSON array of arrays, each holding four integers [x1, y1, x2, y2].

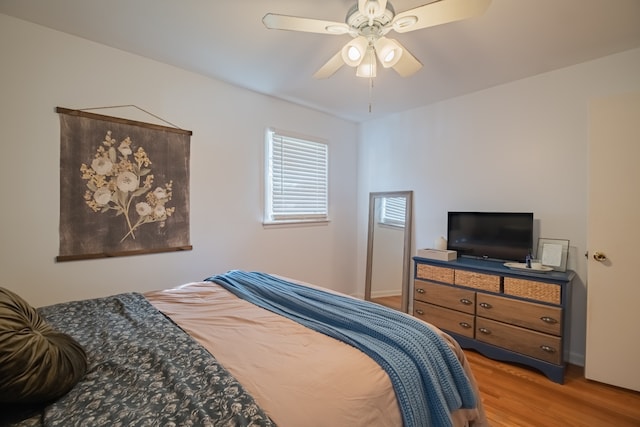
[[146, 274, 488, 427], [2, 272, 487, 427]]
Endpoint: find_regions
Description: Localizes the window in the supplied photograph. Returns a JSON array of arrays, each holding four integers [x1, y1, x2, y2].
[[264, 128, 329, 224], [379, 197, 406, 228]]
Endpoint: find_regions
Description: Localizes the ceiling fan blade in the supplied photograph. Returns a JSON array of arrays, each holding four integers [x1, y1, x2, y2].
[[313, 51, 346, 79], [391, 45, 422, 77], [358, 0, 388, 18], [392, 0, 491, 33], [263, 13, 350, 35]]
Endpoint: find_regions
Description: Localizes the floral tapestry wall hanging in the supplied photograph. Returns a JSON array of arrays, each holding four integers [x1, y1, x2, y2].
[[56, 107, 192, 261]]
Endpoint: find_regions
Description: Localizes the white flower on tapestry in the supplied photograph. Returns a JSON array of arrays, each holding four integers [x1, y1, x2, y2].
[[80, 130, 176, 242]]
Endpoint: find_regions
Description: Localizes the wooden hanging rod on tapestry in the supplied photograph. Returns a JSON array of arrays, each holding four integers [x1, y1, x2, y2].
[[56, 245, 193, 262], [56, 107, 192, 136]]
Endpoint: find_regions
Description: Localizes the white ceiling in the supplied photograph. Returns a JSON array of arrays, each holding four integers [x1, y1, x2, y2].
[[2, 0, 640, 122]]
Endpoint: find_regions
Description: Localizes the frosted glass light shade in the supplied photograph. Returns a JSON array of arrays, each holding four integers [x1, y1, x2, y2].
[[374, 37, 403, 68], [356, 48, 377, 78], [341, 37, 368, 67]]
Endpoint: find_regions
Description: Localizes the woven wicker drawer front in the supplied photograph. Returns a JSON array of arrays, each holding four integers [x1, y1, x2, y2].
[[414, 301, 475, 338], [504, 277, 561, 304], [454, 270, 500, 292], [416, 264, 454, 283], [476, 293, 562, 336], [476, 318, 562, 365], [414, 280, 475, 314]]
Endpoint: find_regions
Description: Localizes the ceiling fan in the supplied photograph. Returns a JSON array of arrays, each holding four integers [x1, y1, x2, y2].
[[262, 0, 491, 79]]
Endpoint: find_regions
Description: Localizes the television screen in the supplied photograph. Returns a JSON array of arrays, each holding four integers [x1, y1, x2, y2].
[[447, 212, 533, 262]]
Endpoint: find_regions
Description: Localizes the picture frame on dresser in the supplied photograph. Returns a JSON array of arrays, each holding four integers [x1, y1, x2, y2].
[[537, 238, 569, 272]]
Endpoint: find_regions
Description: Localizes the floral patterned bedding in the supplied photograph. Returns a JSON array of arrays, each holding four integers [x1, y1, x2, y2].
[[3, 293, 275, 427]]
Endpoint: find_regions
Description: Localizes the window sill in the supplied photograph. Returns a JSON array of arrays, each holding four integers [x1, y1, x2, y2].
[[262, 219, 330, 228]]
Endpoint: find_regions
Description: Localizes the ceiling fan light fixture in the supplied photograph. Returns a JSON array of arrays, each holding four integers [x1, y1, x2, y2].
[[263, 0, 492, 82], [341, 37, 368, 67], [374, 37, 403, 68], [356, 47, 377, 78], [348, 46, 361, 61]]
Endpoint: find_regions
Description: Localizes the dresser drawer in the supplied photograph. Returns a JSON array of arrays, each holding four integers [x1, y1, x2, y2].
[[476, 293, 562, 336], [414, 280, 475, 314], [504, 277, 561, 304], [414, 301, 475, 338], [476, 318, 562, 364], [454, 270, 501, 293], [416, 264, 454, 283]]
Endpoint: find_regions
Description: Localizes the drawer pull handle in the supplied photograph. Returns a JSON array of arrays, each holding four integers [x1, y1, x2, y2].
[[478, 327, 491, 335], [479, 302, 493, 309], [540, 345, 556, 353], [459, 322, 471, 329], [416, 288, 425, 294], [415, 309, 425, 315], [460, 298, 473, 305], [540, 316, 558, 324]]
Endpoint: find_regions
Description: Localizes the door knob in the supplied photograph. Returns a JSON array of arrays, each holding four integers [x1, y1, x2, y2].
[[593, 252, 607, 262]]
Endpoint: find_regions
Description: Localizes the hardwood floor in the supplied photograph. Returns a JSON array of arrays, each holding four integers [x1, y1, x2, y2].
[[371, 295, 402, 310], [465, 350, 640, 426]]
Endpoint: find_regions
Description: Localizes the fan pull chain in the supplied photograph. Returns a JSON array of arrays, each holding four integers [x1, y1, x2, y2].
[[368, 76, 374, 113]]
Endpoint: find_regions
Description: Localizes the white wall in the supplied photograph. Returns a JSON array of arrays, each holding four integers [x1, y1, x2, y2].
[[357, 47, 640, 365], [0, 14, 359, 307]]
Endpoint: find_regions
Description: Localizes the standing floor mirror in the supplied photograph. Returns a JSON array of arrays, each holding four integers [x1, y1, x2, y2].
[[365, 191, 413, 313]]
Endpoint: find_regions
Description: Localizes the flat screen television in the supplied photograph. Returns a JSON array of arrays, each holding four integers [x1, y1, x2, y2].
[[447, 212, 533, 262]]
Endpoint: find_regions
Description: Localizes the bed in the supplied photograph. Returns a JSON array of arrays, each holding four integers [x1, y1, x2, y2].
[[0, 271, 488, 427]]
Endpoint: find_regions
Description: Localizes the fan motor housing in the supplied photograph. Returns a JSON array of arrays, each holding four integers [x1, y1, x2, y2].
[[345, 2, 395, 31]]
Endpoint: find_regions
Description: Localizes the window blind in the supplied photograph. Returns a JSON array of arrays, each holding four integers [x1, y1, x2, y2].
[[380, 197, 406, 227], [266, 129, 328, 223]]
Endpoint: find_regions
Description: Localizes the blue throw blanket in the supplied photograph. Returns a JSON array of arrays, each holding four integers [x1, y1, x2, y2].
[[207, 271, 476, 427]]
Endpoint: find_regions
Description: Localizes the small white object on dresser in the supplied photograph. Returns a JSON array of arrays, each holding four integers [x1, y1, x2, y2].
[[416, 248, 457, 261]]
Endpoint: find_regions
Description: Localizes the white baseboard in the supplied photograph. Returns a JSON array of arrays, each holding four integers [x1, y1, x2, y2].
[[371, 290, 402, 298], [568, 350, 585, 367]]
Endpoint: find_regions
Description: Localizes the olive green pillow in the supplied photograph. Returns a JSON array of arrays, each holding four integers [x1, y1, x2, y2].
[[0, 287, 87, 403]]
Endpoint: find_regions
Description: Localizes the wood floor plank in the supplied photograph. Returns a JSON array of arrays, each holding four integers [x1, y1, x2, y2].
[[465, 350, 640, 426], [371, 295, 402, 310]]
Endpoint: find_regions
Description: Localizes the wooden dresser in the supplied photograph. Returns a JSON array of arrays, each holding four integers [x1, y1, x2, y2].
[[413, 256, 574, 383]]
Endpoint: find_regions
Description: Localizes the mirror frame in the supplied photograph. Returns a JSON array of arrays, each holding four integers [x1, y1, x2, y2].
[[364, 190, 413, 313]]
